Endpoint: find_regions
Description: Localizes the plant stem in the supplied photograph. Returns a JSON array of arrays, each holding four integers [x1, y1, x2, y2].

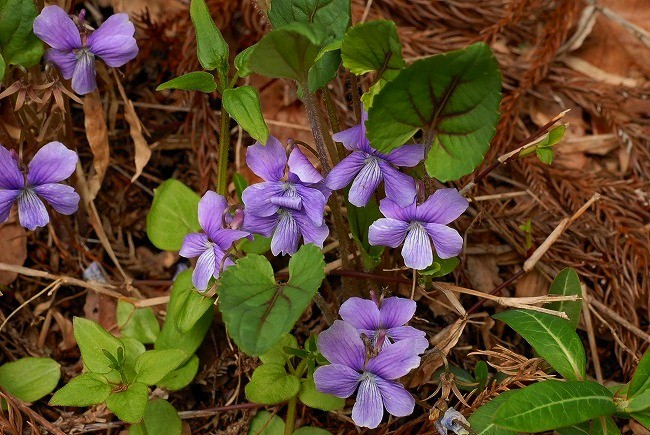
[[300, 81, 353, 270], [216, 107, 230, 195], [285, 396, 297, 435]]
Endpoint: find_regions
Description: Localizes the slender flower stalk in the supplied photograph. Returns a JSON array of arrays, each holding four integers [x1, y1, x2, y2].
[[369, 188, 469, 270], [326, 110, 424, 207], [0, 142, 79, 230], [313, 320, 422, 429], [179, 191, 250, 291], [33, 6, 138, 95]]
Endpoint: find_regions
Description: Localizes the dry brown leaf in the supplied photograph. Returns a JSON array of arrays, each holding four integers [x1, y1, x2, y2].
[[407, 318, 467, 387], [0, 213, 27, 285], [114, 75, 152, 183], [83, 291, 117, 332], [515, 269, 548, 298], [466, 255, 502, 292], [83, 91, 110, 200]]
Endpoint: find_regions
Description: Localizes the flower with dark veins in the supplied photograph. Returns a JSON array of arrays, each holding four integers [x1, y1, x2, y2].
[[242, 136, 329, 256], [339, 294, 428, 353], [0, 142, 79, 231], [314, 320, 422, 429], [326, 110, 424, 207], [369, 188, 469, 270], [179, 191, 250, 291], [33, 6, 138, 95]]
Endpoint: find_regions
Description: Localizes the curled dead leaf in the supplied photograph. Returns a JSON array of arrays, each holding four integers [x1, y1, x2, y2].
[[83, 91, 110, 200], [0, 213, 27, 285]]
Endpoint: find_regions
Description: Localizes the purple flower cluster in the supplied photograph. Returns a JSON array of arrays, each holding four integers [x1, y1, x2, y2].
[[241, 136, 329, 256], [179, 191, 250, 291], [314, 295, 427, 428], [34, 6, 138, 95], [326, 110, 424, 207], [0, 142, 79, 230]]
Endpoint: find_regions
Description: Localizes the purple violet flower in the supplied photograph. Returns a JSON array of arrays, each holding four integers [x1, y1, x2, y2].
[[33, 6, 138, 95], [0, 142, 79, 231], [368, 188, 469, 270], [242, 136, 329, 256], [339, 295, 428, 353], [314, 320, 421, 429], [326, 110, 424, 207], [179, 191, 250, 291]]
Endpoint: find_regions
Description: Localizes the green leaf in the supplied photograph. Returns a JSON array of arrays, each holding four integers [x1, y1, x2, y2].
[[474, 360, 489, 391], [190, 0, 228, 73], [49, 373, 111, 407], [222, 86, 269, 144], [346, 199, 383, 271], [341, 20, 404, 79], [134, 349, 187, 386], [493, 309, 586, 380], [157, 354, 200, 391], [240, 234, 272, 255], [146, 179, 201, 251], [0, 54, 5, 81], [73, 317, 125, 374], [589, 416, 621, 434], [0, 0, 44, 69], [233, 172, 248, 200], [106, 382, 149, 424], [156, 71, 218, 93], [627, 389, 650, 412], [298, 377, 345, 411], [308, 49, 340, 92], [245, 363, 300, 404], [0, 357, 60, 403], [467, 390, 518, 435], [219, 244, 325, 356], [492, 380, 616, 432], [259, 334, 298, 365], [293, 428, 331, 435], [117, 300, 160, 344], [546, 268, 583, 330], [235, 45, 255, 78], [176, 289, 214, 334], [248, 22, 327, 82], [366, 42, 502, 182], [420, 255, 459, 277], [557, 422, 591, 435], [248, 410, 285, 435], [121, 337, 146, 383], [128, 399, 182, 435], [632, 411, 650, 430], [268, 0, 350, 41], [536, 147, 554, 164], [155, 271, 214, 357], [629, 347, 650, 397]]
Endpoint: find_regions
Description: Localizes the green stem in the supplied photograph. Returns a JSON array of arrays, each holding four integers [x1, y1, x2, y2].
[[216, 107, 230, 195], [285, 395, 297, 435]]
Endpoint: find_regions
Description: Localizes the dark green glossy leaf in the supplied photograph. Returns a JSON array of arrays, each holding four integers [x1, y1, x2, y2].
[[156, 71, 217, 93], [467, 390, 517, 435], [493, 309, 586, 380], [0, 0, 43, 69], [493, 380, 616, 432], [630, 348, 650, 397], [222, 86, 269, 144], [190, 0, 228, 73], [248, 22, 327, 82], [235, 45, 255, 78], [341, 20, 404, 78], [546, 268, 583, 330], [366, 42, 501, 182], [268, 0, 350, 41], [219, 244, 325, 356]]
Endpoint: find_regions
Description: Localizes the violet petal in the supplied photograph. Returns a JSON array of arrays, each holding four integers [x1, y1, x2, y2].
[[401, 224, 433, 270], [27, 142, 78, 186], [317, 320, 365, 371], [246, 136, 287, 182], [351, 376, 383, 429], [270, 211, 300, 256], [385, 144, 425, 167], [0, 189, 20, 224], [375, 377, 415, 417], [71, 50, 97, 95], [0, 146, 25, 190], [348, 158, 382, 207], [192, 247, 216, 291], [339, 297, 381, 331], [87, 14, 138, 67], [368, 218, 408, 248], [33, 6, 82, 51], [365, 339, 421, 380], [179, 232, 210, 258], [325, 152, 365, 190], [287, 147, 322, 184], [33, 183, 79, 215], [423, 223, 464, 259], [17, 190, 49, 230], [379, 161, 417, 207], [416, 188, 468, 225], [313, 364, 361, 398]]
